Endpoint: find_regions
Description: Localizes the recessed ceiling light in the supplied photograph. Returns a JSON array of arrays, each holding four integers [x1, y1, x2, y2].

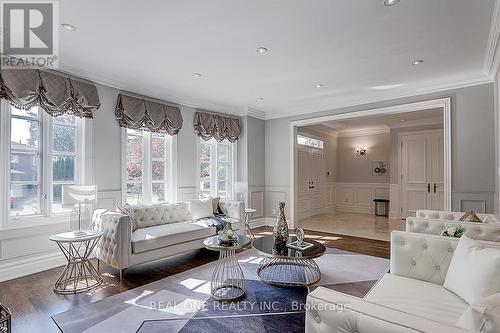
[[257, 47, 268, 54], [400, 119, 405, 122], [257, 97, 264, 101], [315, 84, 324, 88], [411, 59, 424, 65], [192, 73, 202, 78], [61, 23, 76, 31], [384, 0, 400, 6]]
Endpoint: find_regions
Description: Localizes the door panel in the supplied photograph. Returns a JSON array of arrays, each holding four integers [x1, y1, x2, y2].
[[297, 149, 310, 219], [309, 149, 324, 216], [401, 131, 444, 218]]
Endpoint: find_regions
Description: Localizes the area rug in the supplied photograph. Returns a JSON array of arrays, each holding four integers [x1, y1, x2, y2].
[[52, 247, 389, 333]]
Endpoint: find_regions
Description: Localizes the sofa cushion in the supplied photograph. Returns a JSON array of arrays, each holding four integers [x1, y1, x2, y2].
[[132, 203, 189, 230], [189, 198, 214, 220], [366, 273, 468, 325], [444, 235, 500, 304], [131, 222, 216, 254]]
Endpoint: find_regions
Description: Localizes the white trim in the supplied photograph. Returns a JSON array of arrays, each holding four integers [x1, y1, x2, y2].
[[484, 0, 500, 77], [337, 127, 390, 138], [289, 98, 452, 226], [0, 251, 66, 282]]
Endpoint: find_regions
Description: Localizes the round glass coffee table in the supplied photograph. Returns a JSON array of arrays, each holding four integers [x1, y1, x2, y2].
[[252, 236, 326, 287], [203, 235, 251, 301]]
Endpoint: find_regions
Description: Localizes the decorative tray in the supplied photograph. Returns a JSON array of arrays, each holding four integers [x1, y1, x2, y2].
[[286, 240, 314, 251]]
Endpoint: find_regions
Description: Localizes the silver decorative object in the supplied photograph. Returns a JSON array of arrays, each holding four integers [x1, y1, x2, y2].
[[296, 228, 305, 244], [0, 303, 11, 333], [273, 202, 289, 245]]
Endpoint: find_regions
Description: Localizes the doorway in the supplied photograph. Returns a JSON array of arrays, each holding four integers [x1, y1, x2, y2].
[[289, 98, 452, 232]]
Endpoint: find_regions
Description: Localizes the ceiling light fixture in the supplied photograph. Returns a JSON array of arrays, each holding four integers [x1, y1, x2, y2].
[[384, 0, 400, 6], [257, 47, 268, 54], [411, 59, 424, 65], [315, 84, 324, 88], [61, 23, 76, 31], [192, 73, 202, 78], [257, 97, 264, 101]]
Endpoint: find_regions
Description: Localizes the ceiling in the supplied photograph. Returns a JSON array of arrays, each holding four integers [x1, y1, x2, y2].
[[57, 0, 498, 119], [305, 108, 443, 136]]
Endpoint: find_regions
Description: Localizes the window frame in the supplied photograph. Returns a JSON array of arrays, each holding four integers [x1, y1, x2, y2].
[[121, 128, 177, 206], [0, 100, 86, 228], [196, 137, 237, 199]]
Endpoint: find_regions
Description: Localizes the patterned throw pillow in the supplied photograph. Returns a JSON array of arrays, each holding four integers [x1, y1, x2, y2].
[[212, 197, 221, 215], [116, 203, 138, 231], [459, 211, 482, 223]]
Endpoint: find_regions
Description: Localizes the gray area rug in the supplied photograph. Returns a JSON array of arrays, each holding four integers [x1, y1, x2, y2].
[[52, 247, 389, 333]]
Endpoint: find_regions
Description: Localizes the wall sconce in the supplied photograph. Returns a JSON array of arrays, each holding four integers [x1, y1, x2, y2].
[[355, 147, 367, 156]]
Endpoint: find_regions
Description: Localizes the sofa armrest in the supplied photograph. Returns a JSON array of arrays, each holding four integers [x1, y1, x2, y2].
[[92, 209, 131, 270], [306, 287, 473, 333], [390, 231, 458, 285], [219, 200, 244, 228]]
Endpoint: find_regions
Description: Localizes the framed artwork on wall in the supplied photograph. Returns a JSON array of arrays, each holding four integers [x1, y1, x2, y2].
[[372, 161, 388, 176]]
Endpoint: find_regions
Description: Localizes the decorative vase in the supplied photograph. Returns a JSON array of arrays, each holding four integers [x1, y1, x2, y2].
[[273, 202, 289, 245]]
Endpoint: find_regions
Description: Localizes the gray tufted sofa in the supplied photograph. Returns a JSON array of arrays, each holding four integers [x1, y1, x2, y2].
[[406, 209, 500, 241], [91, 199, 244, 280], [305, 231, 500, 333]]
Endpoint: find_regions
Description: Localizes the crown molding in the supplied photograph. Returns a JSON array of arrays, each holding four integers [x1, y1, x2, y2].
[[246, 108, 266, 120], [337, 127, 390, 138], [484, 0, 500, 78], [264, 74, 492, 120]]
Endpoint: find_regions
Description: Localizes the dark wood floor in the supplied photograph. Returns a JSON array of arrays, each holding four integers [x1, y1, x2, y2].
[[0, 227, 389, 333]]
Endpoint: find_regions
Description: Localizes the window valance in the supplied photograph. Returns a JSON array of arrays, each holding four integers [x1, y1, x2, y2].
[[193, 111, 241, 142], [115, 94, 183, 135], [0, 68, 100, 118]]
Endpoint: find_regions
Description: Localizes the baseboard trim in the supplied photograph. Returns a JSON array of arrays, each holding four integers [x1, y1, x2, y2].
[[0, 251, 66, 282]]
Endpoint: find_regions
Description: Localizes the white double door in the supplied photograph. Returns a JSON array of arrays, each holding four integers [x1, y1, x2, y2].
[[297, 146, 324, 220], [401, 131, 444, 218]]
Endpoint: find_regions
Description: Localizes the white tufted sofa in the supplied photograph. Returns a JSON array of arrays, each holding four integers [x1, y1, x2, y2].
[[305, 231, 500, 333], [92, 199, 244, 280], [406, 209, 500, 241]]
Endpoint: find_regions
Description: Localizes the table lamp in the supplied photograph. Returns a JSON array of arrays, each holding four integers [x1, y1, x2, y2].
[[62, 185, 97, 234]]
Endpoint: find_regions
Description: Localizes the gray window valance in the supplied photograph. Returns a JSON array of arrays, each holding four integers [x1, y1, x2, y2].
[[193, 111, 241, 142], [114, 94, 183, 135], [0, 68, 100, 118]]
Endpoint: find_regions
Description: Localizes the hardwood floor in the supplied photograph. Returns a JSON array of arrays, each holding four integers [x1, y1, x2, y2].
[[0, 227, 388, 333]]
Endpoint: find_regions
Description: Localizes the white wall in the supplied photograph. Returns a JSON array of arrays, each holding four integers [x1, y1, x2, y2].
[[265, 83, 497, 220], [336, 132, 390, 184]]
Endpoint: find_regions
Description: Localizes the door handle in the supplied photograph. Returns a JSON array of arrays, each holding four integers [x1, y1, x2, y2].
[[427, 183, 430, 193], [434, 183, 437, 193]]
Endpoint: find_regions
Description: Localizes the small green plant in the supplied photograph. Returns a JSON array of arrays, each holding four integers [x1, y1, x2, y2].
[[441, 226, 466, 238]]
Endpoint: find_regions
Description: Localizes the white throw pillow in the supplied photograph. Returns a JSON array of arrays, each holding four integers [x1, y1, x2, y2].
[[189, 198, 214, 220], [443, 235, 500, 304], [456, 293, 500, 332]]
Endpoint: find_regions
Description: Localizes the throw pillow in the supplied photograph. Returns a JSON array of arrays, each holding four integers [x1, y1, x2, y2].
[[116, 203, 138, 232], [189, 198, 214, 220], [460, 211, 482, 223], [212, 197, 221, 215], [456, 293, 500, 333], [444, 235, 500, 304]]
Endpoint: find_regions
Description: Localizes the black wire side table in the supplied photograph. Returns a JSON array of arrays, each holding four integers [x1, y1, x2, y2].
[[49, 230, 103, 294]]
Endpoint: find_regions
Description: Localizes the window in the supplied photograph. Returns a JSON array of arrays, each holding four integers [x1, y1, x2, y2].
[[7, 104, 81, 218], [198, 138, 234, 198], [124, 129, 172, 205], [297, 134, 324, 149]]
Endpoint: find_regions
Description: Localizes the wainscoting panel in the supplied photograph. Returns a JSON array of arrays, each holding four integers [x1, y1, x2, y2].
[[453, 192, 494, 213], [324, 183, 335, 213], [97, 190, 122, 210], [334, 182, 390, 214], [265, 186, 288, 220], [249, 186, 265, 219], [177, 186, 197, 202]]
